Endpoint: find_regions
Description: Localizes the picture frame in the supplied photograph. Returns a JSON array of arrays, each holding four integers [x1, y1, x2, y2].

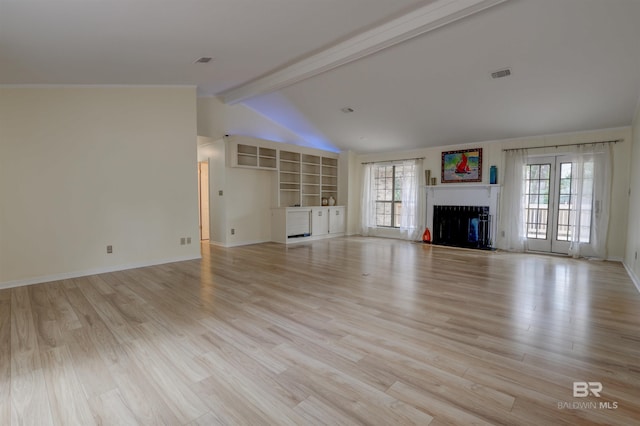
[[441, 148, 482, 183]]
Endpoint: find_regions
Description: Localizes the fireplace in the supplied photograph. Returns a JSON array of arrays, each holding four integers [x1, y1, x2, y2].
[[432, 205, 492, 249], [425, 184, 500, 250]]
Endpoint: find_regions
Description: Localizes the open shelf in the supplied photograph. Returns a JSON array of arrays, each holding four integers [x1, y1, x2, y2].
[[278, 150, 338, 207], [231, 141, 277, 170]]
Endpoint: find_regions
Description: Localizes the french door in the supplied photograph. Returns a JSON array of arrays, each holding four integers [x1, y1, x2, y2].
[[524, 155, 592, 254]]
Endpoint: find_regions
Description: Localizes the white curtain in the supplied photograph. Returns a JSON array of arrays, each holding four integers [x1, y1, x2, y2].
[[399, 159, 424, 240], [502, 149, 528, 252], [568, 143, 612, 258], [360, 163, 376, 236]]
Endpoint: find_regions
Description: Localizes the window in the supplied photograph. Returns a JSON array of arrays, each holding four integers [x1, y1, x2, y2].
[[374, 164, 405, 227]]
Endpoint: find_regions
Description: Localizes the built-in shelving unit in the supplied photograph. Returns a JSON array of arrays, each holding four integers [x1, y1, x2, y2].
[[224, 135, 346, 246], [227, 135, 339, 208], [321, 157, 338, 202], [279, 150, 301, 208], [236, 143, 258, 167], [258, 147, 277, 169], [301, 154, 321, 207], [228, 137, 278, 170], [277, 151, 338, 207]]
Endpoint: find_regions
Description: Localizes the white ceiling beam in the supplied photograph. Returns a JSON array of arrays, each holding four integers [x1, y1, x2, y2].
[[220, 0, 510, 104]]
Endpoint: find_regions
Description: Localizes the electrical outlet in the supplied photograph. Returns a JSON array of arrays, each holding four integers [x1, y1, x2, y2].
[[107, 245, 113, 254], [180, 237, 186, 245], [219, 190, 223, 196], [231, 228, 235, 235], [187, 237, 191, 244]]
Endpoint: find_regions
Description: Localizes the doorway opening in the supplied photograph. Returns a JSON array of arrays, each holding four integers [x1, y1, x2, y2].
[[198, 161, 210, 241]]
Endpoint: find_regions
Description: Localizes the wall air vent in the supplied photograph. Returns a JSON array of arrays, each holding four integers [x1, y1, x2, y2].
[[491, 68, 511, 79], [194, 57, 213, 64]]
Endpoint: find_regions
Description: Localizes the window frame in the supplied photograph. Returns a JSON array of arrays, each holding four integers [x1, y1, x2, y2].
[[374, 164, 403, 228]]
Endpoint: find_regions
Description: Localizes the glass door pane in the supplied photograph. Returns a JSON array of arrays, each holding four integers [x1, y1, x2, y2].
[[550, 156, 593, 254], [524, 158, 554, 252], [556, 162, 574, 241]]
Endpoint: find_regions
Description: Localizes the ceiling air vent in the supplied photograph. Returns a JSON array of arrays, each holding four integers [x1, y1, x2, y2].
[[194, 57, 213, 64], [491, 68, 511, 79]]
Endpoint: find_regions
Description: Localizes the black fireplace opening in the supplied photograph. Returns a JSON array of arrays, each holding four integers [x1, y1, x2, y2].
[[433, 205, 492, 249]]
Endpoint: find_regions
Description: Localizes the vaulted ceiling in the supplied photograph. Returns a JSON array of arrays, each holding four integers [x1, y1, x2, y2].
[[2, 0, 640, 153]]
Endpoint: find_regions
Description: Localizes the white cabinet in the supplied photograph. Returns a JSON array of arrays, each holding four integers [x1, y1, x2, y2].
[[329, 206, 345, 234], [287, 209, 312, 237], [272, 206, 346, 243], [271, 207, 312, 243], [311, 208, 329, 235], [312, 206, 345, 236]]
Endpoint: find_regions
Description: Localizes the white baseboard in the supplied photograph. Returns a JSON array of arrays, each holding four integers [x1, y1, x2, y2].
[[209, 239, 271, 248], [271, 233, 345, 245], [0, 254, 202, 290], [209, 240, 228, 248], [623, 262, 640, 294], [226, 239, 271, 247]]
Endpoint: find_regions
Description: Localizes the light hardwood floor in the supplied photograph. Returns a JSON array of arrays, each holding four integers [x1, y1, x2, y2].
[[2, 237, 640, 425]]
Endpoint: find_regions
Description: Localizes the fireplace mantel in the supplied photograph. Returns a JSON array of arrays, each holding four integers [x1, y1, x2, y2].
[[425, 184, 501, 246]]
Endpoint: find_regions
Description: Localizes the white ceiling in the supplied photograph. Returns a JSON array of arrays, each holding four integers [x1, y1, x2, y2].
[[2, 0, 640, 153]]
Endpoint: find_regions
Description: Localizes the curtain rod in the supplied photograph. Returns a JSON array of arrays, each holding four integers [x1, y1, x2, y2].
[[502, 139, 622, 152], [361, 156, 425, 165]]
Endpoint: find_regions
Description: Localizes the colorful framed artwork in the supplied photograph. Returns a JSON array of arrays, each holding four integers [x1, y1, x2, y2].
[[441, 148, 482, 183]]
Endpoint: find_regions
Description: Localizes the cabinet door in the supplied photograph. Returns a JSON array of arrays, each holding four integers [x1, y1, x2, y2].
[[329, 207, 345, 234], [311, 208, 329, 235]]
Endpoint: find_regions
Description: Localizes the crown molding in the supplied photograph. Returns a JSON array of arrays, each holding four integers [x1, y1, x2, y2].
[[219, 0, 510, 104], [0, 84, 196, 89]]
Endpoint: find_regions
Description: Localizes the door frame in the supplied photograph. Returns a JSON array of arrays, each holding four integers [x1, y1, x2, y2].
[[198, 160, 210, 241], [525, 156, 556, 253], [525, 155, 580, 255]]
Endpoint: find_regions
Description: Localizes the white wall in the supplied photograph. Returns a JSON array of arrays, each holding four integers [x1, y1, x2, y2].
[[338, 150, 360, 235], [225, 168, 274, 246], [354, 127, 632, 260], [197, 96, 309, 146], [197, 98, 226, 141], [0, 87, 201, 287], [625, 108, 640, 288]]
